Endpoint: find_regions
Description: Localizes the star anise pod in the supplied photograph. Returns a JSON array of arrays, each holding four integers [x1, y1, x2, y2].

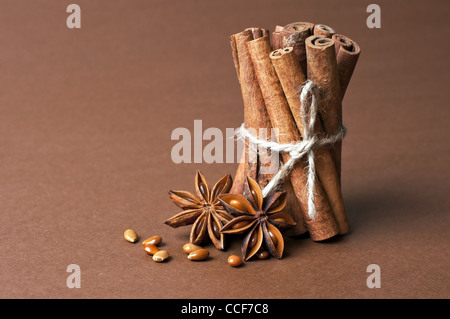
[[165, 170, 233, 250], [218, 176, 296, 261]]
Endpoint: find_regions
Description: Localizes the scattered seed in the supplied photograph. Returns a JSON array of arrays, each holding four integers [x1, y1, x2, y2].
[[153, 250, 169, 262], [256, 250, 269, 259], [143, 236, 162, 246], [227, 255, 243, 267], [187, 248, 209, 261], [143, 243, 159, 255], [182, 243, 203, 254], [124, 229, 138, 243]]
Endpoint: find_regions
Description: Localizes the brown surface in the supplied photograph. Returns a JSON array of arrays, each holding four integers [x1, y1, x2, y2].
[[0, 0, 449, 299]]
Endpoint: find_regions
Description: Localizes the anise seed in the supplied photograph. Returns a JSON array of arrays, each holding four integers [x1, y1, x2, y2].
[[212, 222, 220, 238], [268, 229, 278, 246], [230, 199, 246, 211], [248, 231, 259, 248]]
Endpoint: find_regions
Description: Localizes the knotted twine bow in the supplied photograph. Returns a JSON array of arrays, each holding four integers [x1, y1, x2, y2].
[[236, 80, 346, 220]]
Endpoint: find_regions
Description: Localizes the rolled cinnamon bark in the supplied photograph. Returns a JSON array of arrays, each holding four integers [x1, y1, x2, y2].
[[270, 47, 348, 235], [230, 30, 258, 194], [332, 34, 361, 99], [272, 22, 314, 75], [271, 25, 285, 51], [230, 29, 307, 235], [313, 24, 335, 38], [247, 36, 339, 240], [246, 27, 269, 39], [230, 29, 270, 193], [306, 35, 343, 179], [245, 27, 272, 189]]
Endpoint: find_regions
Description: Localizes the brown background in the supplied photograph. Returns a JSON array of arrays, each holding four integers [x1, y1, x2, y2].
[[0, 0, 448, 299]]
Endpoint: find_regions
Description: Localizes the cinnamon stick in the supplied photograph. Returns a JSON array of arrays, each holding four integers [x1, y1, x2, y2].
[[229, 29, 266, 194], [271, 25, 285, 51], [272, 22, 314, 75], [247, 35, 339, 241], [305, 35, 343, 179], [270, 47, 348, 235], [313, 24, 336, 38], [332, 34, 361, 99], [229, 29, 307, 235]]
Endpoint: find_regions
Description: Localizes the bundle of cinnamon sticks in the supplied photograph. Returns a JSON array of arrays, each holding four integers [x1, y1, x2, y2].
[[230, 22, 360, 241]]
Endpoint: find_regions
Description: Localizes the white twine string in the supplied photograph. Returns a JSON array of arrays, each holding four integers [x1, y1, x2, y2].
[[236, 80, 346, 219]]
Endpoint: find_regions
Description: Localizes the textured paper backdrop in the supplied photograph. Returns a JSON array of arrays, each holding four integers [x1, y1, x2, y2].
[[0, 0, 448, 298]]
